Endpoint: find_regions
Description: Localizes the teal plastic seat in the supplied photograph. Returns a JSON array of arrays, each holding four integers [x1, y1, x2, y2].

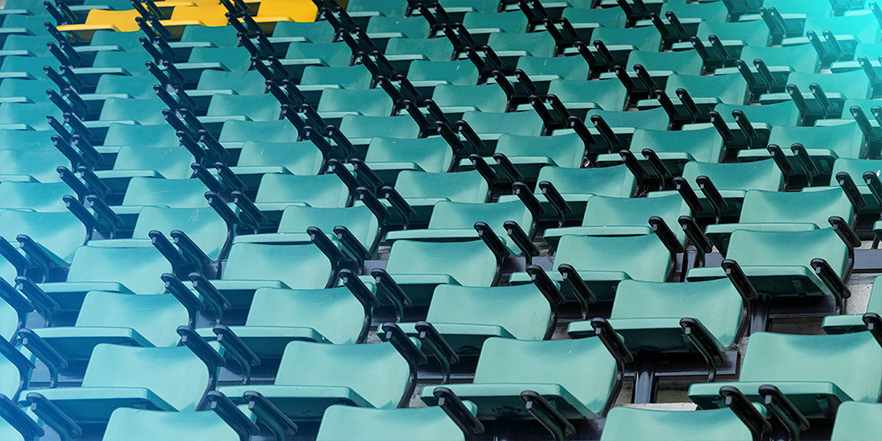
[[281, 42, 352, 79], [783, 12, 881, 53], [0, 35, 54, 58], [384, 37, 455, 66], [178, 24, 239, 48], [687, 228, 850, 305], [0, 56, 55, 80], [562, 26, 662, 68], [568, 278, 745, 358], [463, 11, 528, 35], [101, 123, 179, 149], [406, 60, 479, 91], [420, 337, 618, 420], [31, 291, 188, 360], [173, 47, 252, 85], [0, 182, 71, 212], [830, 402, 882, 441], [202, 94, 282, 124], [270, 20, 337, 44], [704, 188, 854, 252], [596, 126, 725, 177], [35, 244, 173, 310], [365, 15, 431, 42], [542, 78, 628, 117], [688, 331, 882, 419], [385, 199, 533, 255], [1, 298, 19, 342], [557, 6, 627, 41], [482, 31, 557, 68], [831, 42, 882, 73], [228, 140, 324, 183], [0, 210, 86, 272], [516, 54, 591, 85], [218, 340, 413, 418], [636, 74, 749, 123], [317, 404, 475, 441], [72, 51, 154, 84], [205, 242, 334, 308], [460, 110, 545, 147], [0, 102, 62, 130], [300, 64, 373, 90], [364, 136, 454, 182], [87, 30, 144, 52], [600, 406, 759, 441], [21, 343, 212, 422], [624, 48, 704, 75], [737, 121, 866, 179], [390, 170, 489, 224], [581, 106, 670, 153], [116, 206, 230, 263], [375, 239, 499, 306], [92, 98, 167, 126], [0, 149, 68, 183], [346, 0, 409, 19], [715, 44, 820, 95], [672, 20, 771, 61], [253, 173, 350, 210], [218, 120, 299, 151], [706, 101, 801, 149], [823, 275, 882, 333], [398, 283, 554, 356], [0, 79, 56, 104], [338, 115, 421, 156], [758, 70, 873, 119], [103, 407, 240, 441], [317, 88, 393, 124], [115, 178, 210, 216], [497, 164, 637, 223], [0, 129, 56, 151], [461, 131, 585, 180], [93, 146, 194, 193], [88, 75, 158, 102], [669, 159, 784, 220], [811, 157, 882, 214], [543, 193, 689, 249], [510, 233, 674, 304], [194, 70, 266, 95], [196, 284, 374, 358], [426, 85, 507, 124]]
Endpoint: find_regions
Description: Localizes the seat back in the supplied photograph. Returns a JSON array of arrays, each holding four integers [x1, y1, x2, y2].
[[236, 141, 323, 175], [66, 245, 172, 293], [365, 137, 454, 173], [681, 160, 784, 192], [611, 278, 744, 348], [167, 5, 229, 26], [407, 59, 479, 85], [0, 211, 85, 262], [768, 122, 865, 159], [206, 94, 282, 121], [98, 98, 167, 124], [90, 30, 144, 50], [495, 132, 585, 169], [110, 146, 193, 179], [196, 70, 266, 94], [285, 42, 352, 66], [395, 170, 488, 204], [739, 44, 819, 73], [272, 20, 336, 43], [277, 205, 379, 247], [131, 206, 228, 260], [585, 107, 669, 130], [0, 149, 68, 182], [830, 402, 882, 441], [90, 50, 153, 74], [338, 115, 421, 140], [385, 240, 498, 287], [462, 11, 528, 34], [300, 65, 373, 89], [218, 120, 299, 143], [83, 9, 141, 31], [626, 50, 703, 75], [714, 100, 801, 126], [0, 56, 54, 79], [82, 344, 209, 411], [0, 79, 57, 103], [474, 338, 617, 416], [581, 194, 689, 241], [428, 200, 532, 236], [104, 408, 239, 441], [630, 127, 724, 163], [486, 32, 556, 57], [222, 243, 332, 289], [75, 292, 187, 347], [187, 47, 252, 71], [0, 182, 70, 212], [740, 332, 882, 404], [347, 0, 409, 17], [738, 188, 853, 227], [0, 129, 56, 151], [431, 84, 507, 112], [102, 124, 179, 148], [600, 407, 755, 441], [547, 78, 627, 111], [93, 75, 156, 98], [787, 70, 872, 100], [275, 341, 411, 409], [696, 20, 770, 46], [591, 26, 661, 50], [365, 16, 430, 39], [562, 6, 626, 27], [726, 228, 849, 276], [665, 74, 748, 104], [0, 102, 62, 129], [317, 88, 393, 117], [384, 38, 453, 61], [121, 178, 209, 209], [316, 405, 470, 441], [179, 24, 239, 47], [427, 284, 551, 340], [534, 165, 636, 198], [554, 234, 672, 282], [255, 0, 318, 21], [246, 286, 370, 344], [461, 110, 544, 136], [254, 174, 350, 208], [803, 12, 880, 44], [516, 55, 589, 80]]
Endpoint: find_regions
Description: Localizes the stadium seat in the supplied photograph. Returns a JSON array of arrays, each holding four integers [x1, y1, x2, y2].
[[384, 170, 489, 225], [316, 403, 478, 441], [0, 210, 86, 281], [689, 331, 882, 419], [823, 275, 882, 333], [363, 136, 455, 182], [600, 406, 767, 441], [0, 149, 68, 183], [0, 79, 55, 104], [636, 74, 749, 124], [830, 402, 882, 441], [672, 20, 771, 68], [562, 26, 662, 69], [460, 131, 585, 181], [0, 101, 62, 130], [0, 182, 72, 212], [596, 126, 725, 179], [103, 407, 243, 441], [57, 9, 141, 42]]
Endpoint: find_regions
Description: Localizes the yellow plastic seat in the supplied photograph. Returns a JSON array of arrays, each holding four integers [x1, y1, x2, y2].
[[252, 0, 318, 33], [160, 5, 230, 37], [57, 10, 141, 43]]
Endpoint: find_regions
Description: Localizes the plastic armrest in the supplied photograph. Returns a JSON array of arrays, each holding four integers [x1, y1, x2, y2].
[[161, 273, 204, 328], [213, 325, 260, 384], [863, 313, 882, 348], [672, 176, 703, 215], [618, 150, 652, 191], [835, 172, 866, 211], [231, 191, 267, 231], [171, 230, 213, 268], [0, 395, 43, 439], [520, 390, 575, 441], [370, 268, 411, 321], [308, 226, 352, 272], [720, 386, 772, 438], [512, 181, 545, 219], [177, 325, 226, 377], [243, 391, 298, 439], [15, 277, 61, 326], [457, 120, 487, 154], [721, 259, 759, 302], [474, 222, 509, 263], [558, 263, 596, 319], [757, 385, 810, 438], [468, 154, 500, 187], [18, 329, 67, 388], [380, 322, 427, 373], [434, 387, 484, 440], [354, 186, 391, 226], [828, 216, 860, 249], [649, 216, 684, 255], [0, 337, 34, 389], [205, 191, 240, 231], [57, 166, 88, 202], [380, 186, 416, 226], [25, 393, 81, 440], [538, 180, 571, 226], [0, 237, 28, 276], [350, 158, 383, 192], [697, 175, 729, 219], [16, 235, 62, 277], [790, 143, 819, 186], [414, 321, 459, 383], [767, 144, 798, 185], [680, 317, 725, 381], [504, 220, 538, 262], [148, 230, 190, 273], [589, 317, 634, 364], [189, 273, 232, 319], [811, 258, 850, 314], [865, 171, 882, 209], [0, 277, 32, 330], [204, 391, 260, 440], [333, 226, 370, 262], [85, 195, 123, 233]]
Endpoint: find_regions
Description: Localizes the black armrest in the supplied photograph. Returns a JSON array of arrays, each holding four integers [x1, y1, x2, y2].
[[672, 176, 702, 215], [370, 268, 411, 322], [350, 158, 383, 193], [721, 259, 759, 303], [434, 387, 484, 441], [811, 258, 850, 314], [189, 273, 232, 322], [863, 313, 882, 348], [835, 172, 866, 211], [231, 191, 267, 232], [16, 235, 61, 281], [758, 385, 810, 440], [790, 143, 818, 186], [558, 263, 595, 319], [766, 144, 798, 187], [675, 88, 700, 123], [732, 110, 759, 149], [213, 325, 260, 385], [504, 220, 538, 264], [57, 166, 88, 202], [492, 70, 516, 100], [719, 386, 772, 441], [618, 149, 652, 192], [328, 158, 361, 194], [474, 222, 509, 264], [493, 153, 524, 184], [679, 215, 713, 260], [589, 317, 634, 365], [696, 175, 729, 222], [0, 277, 32, 334], [526, 265, 564, 340], [52, 135, 84, 170], [0, 395, 43, 440], [334, 225, 370, 262], [176, 325, 225, 393], [520, 390, 575, 441], [707, 35, 731, 64], [354, 186, 392, 227], [649, 216, 684, 255], [414, 321, 459, 384], [642, 148, 673, 184], [654, 89, 681, 122], [380, 323, 427, 408], [214, 163, 247, 194], [204, 391, 260, 441], [85, 195, 123, 235], [17, 329, 66, 388], [380, 185, 416, 227], [148, 230, 190, 275], [14, 277, 60, 327], [512, 181, 545, 219], [547, 95, 573, 123], [468, 154, 500, 187], [308, 226, 353, 274], [515, 70, 541, 99], [436, 119, 464, 154], [426, 99, 451, 128], [864, 171, 882, 208], [24, 393, 81, 440], [809, 83, 833, 118], [339, 268, 377, 344], [849, 104, 877, 143], [63, 195, 106, 241], [680, 317, 725, 382], [457, 120, 487, 154], [0, 237, 28, 278], [785, 84, 811, 123], [538, 180, 571, 227], [0, 337, 34, 400], [402, 99, 433, 135], [243, 391, 299, 440], [198, 131, 228, 162], [162, 273, 204, 328], [205, 191, 240, 235], [634, 64, 657, 92], [828, 216, 861, 249], [734, 60, 762, 94]]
